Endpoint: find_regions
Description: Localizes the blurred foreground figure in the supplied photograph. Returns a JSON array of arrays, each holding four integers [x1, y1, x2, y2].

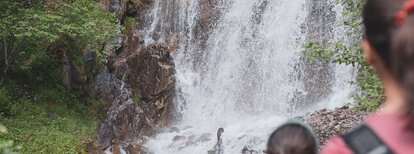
[[322, 0, 414, 154], [267, 120, 318, 154]]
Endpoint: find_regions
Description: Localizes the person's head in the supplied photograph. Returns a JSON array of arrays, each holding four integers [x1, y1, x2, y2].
[[363, 0, 414, 129], [267, 121, 318, 154]]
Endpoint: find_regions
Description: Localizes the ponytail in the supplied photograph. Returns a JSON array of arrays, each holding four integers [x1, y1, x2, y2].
[[364, 0, 414, 130], [391, 1, 414, 130]]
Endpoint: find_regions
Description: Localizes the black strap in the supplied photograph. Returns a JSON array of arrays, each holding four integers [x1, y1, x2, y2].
[[341, 124, 394, 154]]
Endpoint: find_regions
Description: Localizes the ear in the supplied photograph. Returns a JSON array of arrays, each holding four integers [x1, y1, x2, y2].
[[361, 40, 376, 65]]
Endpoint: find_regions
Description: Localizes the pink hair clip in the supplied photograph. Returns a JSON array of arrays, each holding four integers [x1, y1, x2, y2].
[[396, 0, 414, 27]]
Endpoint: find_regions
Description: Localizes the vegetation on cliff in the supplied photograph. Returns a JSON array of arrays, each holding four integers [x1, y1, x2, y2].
[[303, 0, 383, 111], [0, 0, 117, 153]]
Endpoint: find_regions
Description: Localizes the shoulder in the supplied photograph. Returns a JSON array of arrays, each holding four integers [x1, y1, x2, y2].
[[321, 136, 353, 154]]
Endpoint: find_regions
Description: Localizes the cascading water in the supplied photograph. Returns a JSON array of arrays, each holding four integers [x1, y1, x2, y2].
[[141, 0, 356, 153]]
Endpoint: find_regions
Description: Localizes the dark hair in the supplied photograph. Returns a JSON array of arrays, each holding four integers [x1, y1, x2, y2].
[[363, 0, 414, 129], [267, 124, 318, 154]]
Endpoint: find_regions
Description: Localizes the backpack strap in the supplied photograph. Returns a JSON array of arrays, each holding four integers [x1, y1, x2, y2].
[[341, 124, 394, 154]]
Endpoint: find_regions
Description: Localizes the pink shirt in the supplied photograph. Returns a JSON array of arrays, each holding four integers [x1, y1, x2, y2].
[[321, 113, 414, 154]]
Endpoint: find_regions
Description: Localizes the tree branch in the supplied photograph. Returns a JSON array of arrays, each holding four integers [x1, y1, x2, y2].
[[2, 38, 8, 82], [8, 36, 19, 61], [7, 35, 14, 57]]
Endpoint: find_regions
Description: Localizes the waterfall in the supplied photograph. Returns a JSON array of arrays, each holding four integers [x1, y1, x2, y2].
[[141, 0, 356, 153]]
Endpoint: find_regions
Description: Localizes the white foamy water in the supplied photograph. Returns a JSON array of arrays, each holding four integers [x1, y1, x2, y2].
[[142, 0, 357, 153]]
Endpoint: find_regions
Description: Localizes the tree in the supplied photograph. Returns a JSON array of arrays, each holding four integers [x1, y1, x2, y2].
[[0, 0, 116, 82]]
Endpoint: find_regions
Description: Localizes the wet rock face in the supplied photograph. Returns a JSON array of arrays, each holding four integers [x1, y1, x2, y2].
[[94, 1, 177, 152], [96, 98, 144, 145], [95, 67, 121, 107], [193, 0, 223, 50], [95, 67, 148, 148], [126, 44, 176, 129], [95, 43, 176, 151], [127, 45, 175, 98], [83, 49, 97, 75], [303, 106, 368, 145], [289, 0, 337, 110]]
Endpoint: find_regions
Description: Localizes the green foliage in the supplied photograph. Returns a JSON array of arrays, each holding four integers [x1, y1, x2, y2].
[[133, 92, 142, 105], [0, 1, 114, 152], [0, 140, 19, 154], [128, 0, 147, 10], [302, 42, 335, 63], [0, 0, 116, 48], [0, 124, 20, 154], [0, 125, 6, 133], [336, 0, 364, 36], [0, 0, 117, 81], [303, 42, 364, 67], [0, 67, 105, 153], [124, 16, 139, 31], [0, 88, 11, 114], [0, 88, 100, 153], [303, 0, 383, 111]]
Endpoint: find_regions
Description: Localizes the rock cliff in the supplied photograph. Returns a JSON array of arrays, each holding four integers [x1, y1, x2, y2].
[[90, 0, 178, 153]]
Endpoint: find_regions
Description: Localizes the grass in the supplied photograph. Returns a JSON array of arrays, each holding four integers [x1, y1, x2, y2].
[[0, 87, 101, 154]]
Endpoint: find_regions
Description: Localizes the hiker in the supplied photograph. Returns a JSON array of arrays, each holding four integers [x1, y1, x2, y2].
[[322, 0, 414, 153], [267, 120, 319, 154]]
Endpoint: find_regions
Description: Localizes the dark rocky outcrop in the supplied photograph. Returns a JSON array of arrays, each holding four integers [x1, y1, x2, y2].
[[124, 44, 176, 131], [94, 43, 176, 153], [90, 0, 178, 153], [62, 50, 82, 89], [51, 40, 83, 90]]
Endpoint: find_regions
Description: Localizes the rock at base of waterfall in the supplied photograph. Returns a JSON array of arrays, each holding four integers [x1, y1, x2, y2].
[[303, 106, 369, 145], [196, 133, 212, 143], [172, 135, 187, 142], [242, 146, 260, 154], [169, 127, 180, 133]]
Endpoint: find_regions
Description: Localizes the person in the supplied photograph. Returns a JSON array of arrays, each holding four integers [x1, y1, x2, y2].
[[322, 0, 414, 154], [267, 120, 319, 154], [208, 128, 224, 154]]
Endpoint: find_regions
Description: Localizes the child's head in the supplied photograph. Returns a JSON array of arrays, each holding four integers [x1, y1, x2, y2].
[[363, 0, 414, 129], [267, 120, 318, 154]]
